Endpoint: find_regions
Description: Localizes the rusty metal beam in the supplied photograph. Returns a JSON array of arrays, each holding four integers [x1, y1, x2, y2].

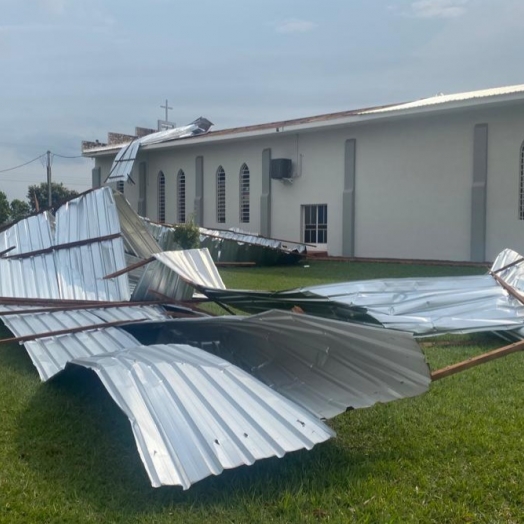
[[431, 339, 524, 381], [103, 256, 155, 280], [5, 233, 121, 260], [0, 318, 148, 345]]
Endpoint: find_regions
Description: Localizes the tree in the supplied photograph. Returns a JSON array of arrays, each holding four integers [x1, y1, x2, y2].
[[0, 191, 9, 224], [10, 199, 31, 222], [172, 216, 201, 249], [27, 182, 79, 212]]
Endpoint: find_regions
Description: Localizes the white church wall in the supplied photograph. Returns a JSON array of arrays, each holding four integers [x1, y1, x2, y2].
[[484, 104, 524, 261]]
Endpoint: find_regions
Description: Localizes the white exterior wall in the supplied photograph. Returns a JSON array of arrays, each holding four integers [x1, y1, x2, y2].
[[484, 104, 524, 260], [92, 100, 524, 262]]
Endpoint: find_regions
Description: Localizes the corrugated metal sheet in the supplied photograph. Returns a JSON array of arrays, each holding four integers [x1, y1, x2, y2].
[[0, 305, 168, 380], [55, 187, 121, 242], [70, 343, 335, 489], [0, 255, 61, 299], [360, 85, 524, 115], [131, 259, 195, 302], [153, 250, 225, 289], [0, 188, 130, 302], [131, 249, 224, 302], [0, 212, 54, 255], [171, 248, 524, 337], [124, 310, 431, 420], [199, 227, 306, 265], [106, 118, 213, 183], [113, 192, 162, 258], [144, 221, 306, 266]]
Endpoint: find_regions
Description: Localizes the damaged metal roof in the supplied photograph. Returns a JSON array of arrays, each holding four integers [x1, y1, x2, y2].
[[144, 219, 307, 266], [162, 248, 524, 338], [123, 310, 431, 420], [0, 187, 435, 489], [71, 343, 335, 489], [106, 117, 213, 183]]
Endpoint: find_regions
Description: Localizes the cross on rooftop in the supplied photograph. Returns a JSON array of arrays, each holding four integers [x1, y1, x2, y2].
[[161, 99, 173, 121]]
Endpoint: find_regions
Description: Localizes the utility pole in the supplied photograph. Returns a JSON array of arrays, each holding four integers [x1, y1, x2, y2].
[[46, 150, 52, 208]]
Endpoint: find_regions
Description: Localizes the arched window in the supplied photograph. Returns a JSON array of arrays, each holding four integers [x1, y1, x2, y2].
[[239, 163, 250, 223], [158, 171, 166, 222], [116, 180, 124, 194], [216, 166, 226, 223], [177, 169, 186, 223], [520, 142, 524, 220]]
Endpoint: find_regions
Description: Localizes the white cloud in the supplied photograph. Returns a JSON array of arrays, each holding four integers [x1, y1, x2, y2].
[[410, 0, 469, 19], [274, 18, 316, 34]]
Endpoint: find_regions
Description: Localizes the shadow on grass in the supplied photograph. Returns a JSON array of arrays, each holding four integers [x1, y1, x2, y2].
[[15, 366, 377, 516], [0, 340, 40, 378]]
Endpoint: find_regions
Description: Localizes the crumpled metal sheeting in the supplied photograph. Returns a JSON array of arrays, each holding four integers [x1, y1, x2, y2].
[[188, 246, 524, 336], [113, 192, 162, 258], [0, 305, 168, 380], [131, 259, 195, 302], [55, 241, 130, 301], [154, 249, 226, 290], [106, 118, 213, 183], [70, 343, 335, 489], [491, 248, 524, 292], [26, 328, 141, 381], [200, 227, 307, 255], [199, 227, 305, 266], [0, 255, 61, 299], [0, 212, 54, 255], [142, 220, 180, 251], [122, 310, 431, 420], [55, 187, 121, 243]]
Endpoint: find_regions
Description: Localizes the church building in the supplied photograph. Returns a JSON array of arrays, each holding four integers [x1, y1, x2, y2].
[[82, 84, 524, 263]]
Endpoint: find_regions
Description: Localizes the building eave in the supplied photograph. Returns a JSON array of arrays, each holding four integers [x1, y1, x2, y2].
[[83, 86, 524, 158]]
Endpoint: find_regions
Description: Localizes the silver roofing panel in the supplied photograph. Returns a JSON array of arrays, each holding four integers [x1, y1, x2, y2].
[[70, 343, 334, 489], [127, 310, 431, 419], [55, 240, 129, 301], [153, 249, 226, 290], [55, 187, 121, 243], [0, 255, 61, 299], [0, 212, 53, 255], [180, 248, 524, 337], [0, 305, 168, 380], [131, 259, 195, 302], [360, 84, 524, 115], [106, 118, 213, 183], [113, 192, 162, 258]]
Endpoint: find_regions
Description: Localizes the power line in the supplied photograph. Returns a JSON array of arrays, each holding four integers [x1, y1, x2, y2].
[[51, 152, 85, 159], [0, 153, 46, 174]]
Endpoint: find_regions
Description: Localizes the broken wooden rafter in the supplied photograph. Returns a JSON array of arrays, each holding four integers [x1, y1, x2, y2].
[[431, 339, 524, 381]]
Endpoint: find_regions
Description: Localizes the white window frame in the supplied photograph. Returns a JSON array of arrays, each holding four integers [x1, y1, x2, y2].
[[302, 204, 328, 245], [239, 163, 250, 223], [116, 180, 124, 194]]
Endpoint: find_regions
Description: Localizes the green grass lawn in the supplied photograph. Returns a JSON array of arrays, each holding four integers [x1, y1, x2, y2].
[[1, 260, 523, 523]]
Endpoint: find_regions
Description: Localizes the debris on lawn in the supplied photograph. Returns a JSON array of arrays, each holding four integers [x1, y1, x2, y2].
[[0, 187, 432, 489], [145, 220, 307, 266], [167, 248, 524, 338]]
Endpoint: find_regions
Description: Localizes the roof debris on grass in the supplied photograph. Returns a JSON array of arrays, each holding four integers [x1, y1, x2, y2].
[[0, 187, 434, 489]]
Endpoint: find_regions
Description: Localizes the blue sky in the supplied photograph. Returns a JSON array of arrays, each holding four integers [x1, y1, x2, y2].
[[0, 0, 522, 200]]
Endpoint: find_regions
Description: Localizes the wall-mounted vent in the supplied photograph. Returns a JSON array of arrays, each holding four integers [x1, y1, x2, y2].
[[270, 158, 293, 179]]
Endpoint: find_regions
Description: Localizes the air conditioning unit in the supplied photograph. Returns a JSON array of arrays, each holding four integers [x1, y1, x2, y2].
[[270, 158, 293, 179]]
